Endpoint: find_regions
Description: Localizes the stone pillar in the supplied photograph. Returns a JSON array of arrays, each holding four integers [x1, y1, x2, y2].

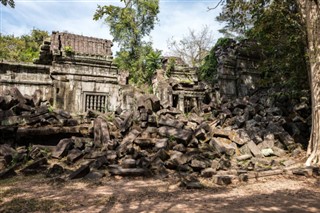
[[192, 97, 197, 110], [178, 95, 185, 112]]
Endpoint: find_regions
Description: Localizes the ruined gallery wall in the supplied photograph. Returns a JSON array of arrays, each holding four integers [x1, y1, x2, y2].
[[0, 62, 54, 103], [50, 60, 120, 113], [216, 40, 260, 98], [50, 32, 113, 58]]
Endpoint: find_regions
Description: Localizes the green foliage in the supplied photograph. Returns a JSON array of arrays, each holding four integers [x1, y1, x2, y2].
[[216, 0, 268, 39], [165, 57, 176, 77], [216, 0, 309, 96], [94, 0, 160, 85], [63, 45, 75, 56], [1, 0, 15, 7], [246, 0, 308, 93], [199, 37, 233, 84], [115, 43, 162, 85], [0, 29, 49, 62]]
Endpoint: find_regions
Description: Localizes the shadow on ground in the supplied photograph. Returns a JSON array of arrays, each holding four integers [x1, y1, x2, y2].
[[1, 175, 320, 213]]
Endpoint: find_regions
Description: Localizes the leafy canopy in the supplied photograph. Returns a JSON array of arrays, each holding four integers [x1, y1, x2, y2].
[[0, 29, 49, 62], [1, 0, 15, 8], [94, 0, 160, 85]]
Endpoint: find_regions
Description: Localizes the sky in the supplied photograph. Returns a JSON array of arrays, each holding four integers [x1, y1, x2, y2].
[[0, 0, 223, 55]]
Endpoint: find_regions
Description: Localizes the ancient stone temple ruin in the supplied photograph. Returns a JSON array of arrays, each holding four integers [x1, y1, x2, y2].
[[152, 57, 210, 113], [0, 32, 120, 113], [0, 33, 261, 115], [216, 40, 261, 98]]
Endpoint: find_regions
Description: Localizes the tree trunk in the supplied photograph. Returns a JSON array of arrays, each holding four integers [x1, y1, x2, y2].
[[298, 0, 320, 166]]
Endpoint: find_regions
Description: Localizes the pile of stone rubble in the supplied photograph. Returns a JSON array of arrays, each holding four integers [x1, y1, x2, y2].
[[0, 88, 314, 187]]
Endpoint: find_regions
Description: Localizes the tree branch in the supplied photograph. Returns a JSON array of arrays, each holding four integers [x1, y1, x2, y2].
[[207, 0, 224, 11]]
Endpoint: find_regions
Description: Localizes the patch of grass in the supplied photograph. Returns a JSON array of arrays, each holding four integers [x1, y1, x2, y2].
[[0, 188, 29, 198], [0, 198, 61, 213], [0, 176, 22, 186]]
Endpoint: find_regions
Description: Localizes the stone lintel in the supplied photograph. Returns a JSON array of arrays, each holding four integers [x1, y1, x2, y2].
[[0, 79, 53, 86]]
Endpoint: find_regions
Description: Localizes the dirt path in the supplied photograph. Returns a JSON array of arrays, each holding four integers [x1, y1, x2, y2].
[[1, 174, 320, 213]]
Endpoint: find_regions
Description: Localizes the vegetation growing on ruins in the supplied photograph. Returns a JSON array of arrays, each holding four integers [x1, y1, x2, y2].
[[199, 37, 234, 84], [94, 0, 161, 85], [214, 0, 320, 165], [215, 0, 309, 97], [0, 29, 48, 63]]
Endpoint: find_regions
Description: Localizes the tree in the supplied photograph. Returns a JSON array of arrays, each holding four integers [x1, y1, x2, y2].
[[94, 0, 160, 85], [0, 29, 48, 62], [297, 0, 320, 166], [1, 0, 14, 7], [215, 0, 268, 38], [167, 26, 214, 67]]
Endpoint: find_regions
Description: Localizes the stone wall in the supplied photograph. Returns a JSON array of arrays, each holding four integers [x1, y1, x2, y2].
[[50, 31, 113, 59], [216, 40, 261, 98], [153, 60, 210, 113], [51, 58, 120, 113], [0, 62, 53, 103]]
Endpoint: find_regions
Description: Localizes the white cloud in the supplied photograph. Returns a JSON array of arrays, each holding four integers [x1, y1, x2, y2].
[[0, 0, 223, 56]]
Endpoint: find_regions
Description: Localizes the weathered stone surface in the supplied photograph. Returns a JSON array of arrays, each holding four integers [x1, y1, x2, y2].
[[117, 129, 141, 157], [46, 164, 64, 177], [67, 148, 83, 163], [291, 168, 313, 177], [29, 146, 45, 160], [261, 148, 273, 157], [94, 116, 110, 147], [0, 144, 17, 157], [156, 149, 170, 161], [210, 138, 236, 156], [119, 111, 133, 133], [201, 168, 217, 177], [247, 141, 262, 157], [158, 116, 184, 129], [277, 132, 296, 150], [165, 151, 188, 169], [52, 138, 73, 159], [20, 158, 48, 175], [195, 128, 206, 140], [256, 169, 284, 178], [173, 144, 186, 152], [85, 171, 105, 180], [184, 181, 203, 189], [108, 166, 149, 176], [121, 158, 136, 168], [236, 154, 252, 161], [154, 138, 168, 150], [158, 126, 193, 143], [213, 175, 232, 185], [272, 147, 286, 157], [190, 159, 207, 171], [69, 164, 91, 179], [134, 138, 155, 148], [90, 156, 109, 169]]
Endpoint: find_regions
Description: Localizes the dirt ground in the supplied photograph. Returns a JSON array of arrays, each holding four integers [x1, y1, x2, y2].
[[1, 174, 320, 213]]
